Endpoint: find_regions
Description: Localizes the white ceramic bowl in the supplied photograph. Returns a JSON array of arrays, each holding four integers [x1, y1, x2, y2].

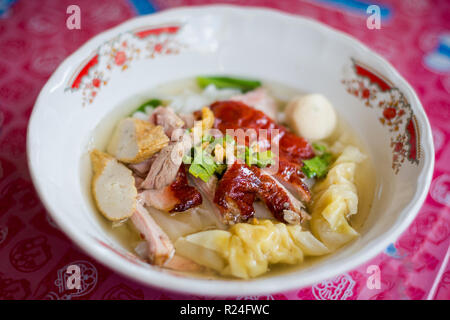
[[27, 5, 434, 296]]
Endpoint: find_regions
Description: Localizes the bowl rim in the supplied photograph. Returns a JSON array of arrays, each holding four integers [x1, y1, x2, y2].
[[27, 4, 435, 296]]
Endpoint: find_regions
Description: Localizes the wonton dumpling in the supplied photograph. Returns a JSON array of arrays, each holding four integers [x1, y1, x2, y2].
[[287, 228, 330, 256], [310, 146, 366, 250], [310, 215, 359, 251], [175, 219, 328, 279], [146, 206, 221, 242]]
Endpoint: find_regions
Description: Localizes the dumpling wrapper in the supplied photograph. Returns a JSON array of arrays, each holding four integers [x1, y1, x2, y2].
[[310, 145, 366, 250], [175, 219, 328, 279]]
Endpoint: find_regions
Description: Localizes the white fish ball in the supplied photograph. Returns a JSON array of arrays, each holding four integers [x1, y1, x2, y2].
[[285, 94, 337, 141]]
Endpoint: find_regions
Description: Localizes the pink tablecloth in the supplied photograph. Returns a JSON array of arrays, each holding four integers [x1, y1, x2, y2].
[[0, 0, 449, 300]]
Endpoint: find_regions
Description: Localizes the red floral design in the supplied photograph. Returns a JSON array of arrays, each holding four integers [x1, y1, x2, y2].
[[114, 51, 126, 66], [102, 284, 145, 300], [0, 273, 31, 300], [9, 236, 52, 272], [92, 78, 101, 88], [66, 24, 184, 106], [342, 60, 421, 173]]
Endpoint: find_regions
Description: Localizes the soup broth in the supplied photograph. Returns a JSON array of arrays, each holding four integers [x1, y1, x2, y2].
[[81, 77, 377, 279]]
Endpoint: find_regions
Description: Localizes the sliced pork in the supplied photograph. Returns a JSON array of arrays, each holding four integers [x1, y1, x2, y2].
[[190, 175, 227, 228], [275, 159, 311, 202], [212, 162, 309, 225], [179, 113, 195, 129], [128, 158, 154, 177], [140, 165, 202, 213], [231, 88, 278, 120], [250, 166, 310, 224], [150, 107, 185, 141], [213, 163, 261, 224], [210, 100, 313, 203], [210, 100, 314, 162], [131, 199, 174, 266], [140, 136, 191, 190]]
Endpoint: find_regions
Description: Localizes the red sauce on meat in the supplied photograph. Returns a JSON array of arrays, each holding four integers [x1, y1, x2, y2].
[[207, 100, 315, 223], [276, 159, 311, 202], [169, 165, 202, 213], [210, 100, 314, 163], [214, 163, 261, 223], [210, 100, 313, 204], [249, 166, 292, 222], [213, 163, 305, 224]]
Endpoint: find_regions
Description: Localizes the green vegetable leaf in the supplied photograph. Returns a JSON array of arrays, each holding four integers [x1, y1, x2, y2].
[[189, 147, 221, 182], [188, 134, 275, 181], [224, 134, 236, 145], [202, 134, 214, 143], [241, 146, 274, 168], [301, 153, 332, 179], [215, 164, 227, 175], [196, 76, 262, 93], [255, 150, 274, 168], [188, 164, 211, 182], [133, 98, 163, 114], [202, 153, 217, 176], [312, 143, 327, 154], [182, 154, 192, 165]]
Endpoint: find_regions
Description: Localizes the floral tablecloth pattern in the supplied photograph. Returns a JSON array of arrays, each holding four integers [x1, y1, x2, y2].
[[0, 0, 449, 300]]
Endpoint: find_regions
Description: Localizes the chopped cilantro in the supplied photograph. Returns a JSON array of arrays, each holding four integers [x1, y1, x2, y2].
[[302, 153, 332, 179], [188, 163, 211, 182], [255, 150, 274, 168], [188, 146, 225, 182], [312, 143, 327, 153], [242, 146, 274, 168]]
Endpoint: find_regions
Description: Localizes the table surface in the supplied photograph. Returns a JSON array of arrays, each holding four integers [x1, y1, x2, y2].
[[0, 0, 449, 300]]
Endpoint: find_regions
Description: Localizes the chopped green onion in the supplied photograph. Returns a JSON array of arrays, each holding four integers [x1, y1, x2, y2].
[[224, 134, 235, 145], [182, 154, 192, 164], [202, 154, 217, 176], [188, 134, 274, 181], [255, 150, 274, 168], [188, 164, 211, 182], [215, 164, 227, 175], [244, 146, 253, 166], [240, 146, 274, 168], [189, 147, 222, 182], [202, 134, 214, 143], [302, 153, 332, 179], [312, 143, 327, 154], [196, 76, 262, 93]]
